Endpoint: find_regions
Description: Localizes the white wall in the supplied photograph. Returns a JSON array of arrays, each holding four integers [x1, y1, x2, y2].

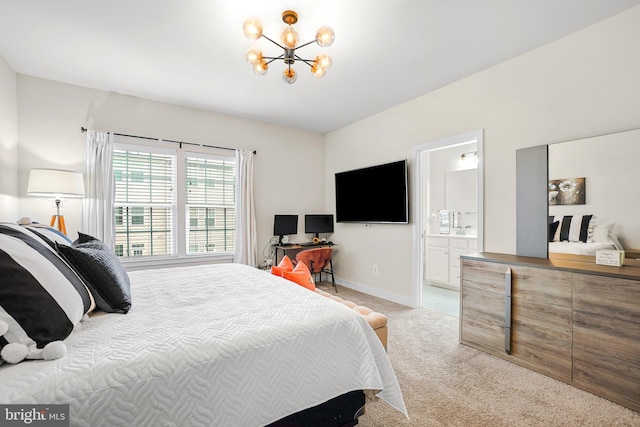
[[325, 6, 640, 304], [15, 76, 326, 263], [0, 54, 18, 220]]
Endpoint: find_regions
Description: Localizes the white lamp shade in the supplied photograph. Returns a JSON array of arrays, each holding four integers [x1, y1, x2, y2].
[[27, 169, 85, 198]]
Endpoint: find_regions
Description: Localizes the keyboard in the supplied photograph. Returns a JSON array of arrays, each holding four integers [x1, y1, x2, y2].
[[299, 241, 334, 247]]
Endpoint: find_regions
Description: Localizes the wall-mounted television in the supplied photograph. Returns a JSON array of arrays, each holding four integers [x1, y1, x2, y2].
[[305, 214, 334, 238], [335, 160, 409, 223], [273, 214, 298, 244]]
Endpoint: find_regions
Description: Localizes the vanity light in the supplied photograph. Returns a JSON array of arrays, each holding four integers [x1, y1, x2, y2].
[[459, 151, 478, 169]]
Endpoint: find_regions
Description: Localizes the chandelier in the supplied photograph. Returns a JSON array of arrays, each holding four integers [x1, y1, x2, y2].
[[243, 10, 335, 84]]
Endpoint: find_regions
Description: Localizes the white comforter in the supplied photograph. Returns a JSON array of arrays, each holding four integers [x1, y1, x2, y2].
[[0, 263, 406, 426], [549, 241, 615, 255]]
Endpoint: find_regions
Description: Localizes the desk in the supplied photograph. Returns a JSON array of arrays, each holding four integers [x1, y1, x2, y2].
[[273, 243, 336, 265]]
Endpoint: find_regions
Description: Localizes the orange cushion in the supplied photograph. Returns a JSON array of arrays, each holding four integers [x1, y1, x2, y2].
[[271, 255, 294, 276], [283, 260, 315, 291]]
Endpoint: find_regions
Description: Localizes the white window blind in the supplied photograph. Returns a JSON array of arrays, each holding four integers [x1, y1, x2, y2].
[[185, 153, 236, 254], [113, 148, 176, 258]]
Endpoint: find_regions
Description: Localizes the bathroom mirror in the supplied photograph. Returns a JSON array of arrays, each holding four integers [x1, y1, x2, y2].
[[445, 169, 477, 214]]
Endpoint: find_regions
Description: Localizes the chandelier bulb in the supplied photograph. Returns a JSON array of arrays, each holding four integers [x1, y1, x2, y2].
[[283, 68, 297, 84], [311, 64, 326, 79], [245, 47, 262, 65], [281, 26, 299, 49], [243, 18, 263, 40], [315, 53, 332, 71], [253, 60, 268, 76], [315, 26, 335, 47]]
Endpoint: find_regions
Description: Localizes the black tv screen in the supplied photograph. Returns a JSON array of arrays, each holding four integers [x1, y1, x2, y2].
[[273, 214, 298, 241], [335, 160, 409, 223], [305, 214, 334, 237]]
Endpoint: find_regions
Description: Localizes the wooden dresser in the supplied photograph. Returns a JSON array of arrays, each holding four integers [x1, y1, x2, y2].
[[459, 253, 640, 412]]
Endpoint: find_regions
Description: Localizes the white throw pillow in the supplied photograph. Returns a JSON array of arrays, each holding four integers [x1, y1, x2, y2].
[[589, 222, 615, 243]]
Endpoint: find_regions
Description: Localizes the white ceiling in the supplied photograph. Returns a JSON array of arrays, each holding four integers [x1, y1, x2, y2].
[[1, 1, 639, 134]]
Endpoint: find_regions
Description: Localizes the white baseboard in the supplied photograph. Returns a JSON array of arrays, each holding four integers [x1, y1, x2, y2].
[[334, 276, 416, 307]]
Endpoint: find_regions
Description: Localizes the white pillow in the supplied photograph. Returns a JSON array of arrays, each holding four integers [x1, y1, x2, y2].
[[610, 235, 624, 251], [589, 222, 616, 243]]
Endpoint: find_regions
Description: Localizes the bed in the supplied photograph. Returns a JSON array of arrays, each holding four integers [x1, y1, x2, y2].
[[548, 215, 622, 256], [0, 224, 406, 426], [548, 241, 617, 255]]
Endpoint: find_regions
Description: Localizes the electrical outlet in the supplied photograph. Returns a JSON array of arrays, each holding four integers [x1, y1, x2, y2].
[[373, 265, 378, 274]]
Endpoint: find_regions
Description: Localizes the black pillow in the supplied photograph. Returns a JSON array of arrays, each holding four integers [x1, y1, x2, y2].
[[548, 221, 560, 242], [57, 234, 131, 314]]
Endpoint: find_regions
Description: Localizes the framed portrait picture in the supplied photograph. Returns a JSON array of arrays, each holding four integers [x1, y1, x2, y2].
[[548, 177, 586, 205]]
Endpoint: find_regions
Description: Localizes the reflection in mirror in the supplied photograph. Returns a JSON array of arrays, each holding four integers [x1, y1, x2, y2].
[[445, 169, 478, 236], [446, 169, 477, 214], [548, 128, 640, 263]]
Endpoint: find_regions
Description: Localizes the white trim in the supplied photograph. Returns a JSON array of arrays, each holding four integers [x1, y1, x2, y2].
[[334, 277, 415, 307], [411, 130, 484, 308], [122, 253, 234, 271]]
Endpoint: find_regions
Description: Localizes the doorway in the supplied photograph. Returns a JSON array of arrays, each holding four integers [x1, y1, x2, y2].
[[411, 130, 484, 310]]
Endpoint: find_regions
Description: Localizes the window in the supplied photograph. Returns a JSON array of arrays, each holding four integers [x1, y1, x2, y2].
[[185, 154, 236, 254], [113, 140, 236, 260], [113, 148, 175, 258], [132, 243, 145, 257], [131, 207, 145, 225], [115, 207, 123, 226]]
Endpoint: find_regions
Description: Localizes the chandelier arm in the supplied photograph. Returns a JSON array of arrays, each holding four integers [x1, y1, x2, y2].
[[263, 54, 285, 64], [261, 34, 286, 50], [295, 39, 317, 50], [294, 55, 315, 67]]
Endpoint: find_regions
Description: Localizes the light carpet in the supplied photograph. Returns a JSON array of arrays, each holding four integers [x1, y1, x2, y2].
[[316, 283, 640, 427]]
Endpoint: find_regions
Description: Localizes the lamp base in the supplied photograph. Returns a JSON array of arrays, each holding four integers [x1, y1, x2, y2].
[[50, 215, 67, 235]]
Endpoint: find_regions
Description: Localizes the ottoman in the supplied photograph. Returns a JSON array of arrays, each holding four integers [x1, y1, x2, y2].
[[315, 289, 388, 350]]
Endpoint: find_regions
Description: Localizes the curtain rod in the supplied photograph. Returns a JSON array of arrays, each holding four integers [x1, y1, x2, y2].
[[80, 127, 256, 154]]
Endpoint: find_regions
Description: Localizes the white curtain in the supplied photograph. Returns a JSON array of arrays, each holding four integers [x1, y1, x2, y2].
[[82, 130, 115, 247], [234, 150, 257, 266]]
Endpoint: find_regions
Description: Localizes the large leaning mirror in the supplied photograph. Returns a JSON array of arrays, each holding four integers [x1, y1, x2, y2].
[[548, 128, 640, 262]]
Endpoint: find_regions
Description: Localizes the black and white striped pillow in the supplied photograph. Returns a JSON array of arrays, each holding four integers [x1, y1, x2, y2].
[[23, 223, 73, 247], [550, 215, 593, 242], [0, 224, 94, 362]]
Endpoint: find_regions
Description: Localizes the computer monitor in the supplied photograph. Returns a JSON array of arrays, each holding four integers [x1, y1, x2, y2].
[[304, 214, 334, 238], [273, 214, 298, 244]]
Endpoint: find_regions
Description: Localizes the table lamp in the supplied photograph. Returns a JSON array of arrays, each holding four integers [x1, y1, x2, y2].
[[27, 169, 85, 235]]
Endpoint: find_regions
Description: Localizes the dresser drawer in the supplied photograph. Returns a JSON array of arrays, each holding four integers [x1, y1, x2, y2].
[[461, 259, 506, 294], [574, 347, 640, 412], [573, 273, 640, 324]]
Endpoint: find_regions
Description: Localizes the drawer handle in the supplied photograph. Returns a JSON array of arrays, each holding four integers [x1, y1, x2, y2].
[[505, 267, 512, 355]]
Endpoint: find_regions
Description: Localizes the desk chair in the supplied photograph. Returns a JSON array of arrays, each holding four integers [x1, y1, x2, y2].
[[295, 247, 337, 292]]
